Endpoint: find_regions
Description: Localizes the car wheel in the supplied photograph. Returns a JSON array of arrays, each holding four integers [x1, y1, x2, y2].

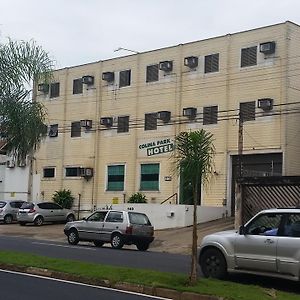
[[66, 214, 75, 223], [34, 216, 44, 226], [67, 229, 79, 245], [200, 248, 227, 279], [136, 242, 150, 251], [94, 241, 104, 247], [111, 233, 124, 249], [4, 215, 13, 224], [19, 222, 26, 226]]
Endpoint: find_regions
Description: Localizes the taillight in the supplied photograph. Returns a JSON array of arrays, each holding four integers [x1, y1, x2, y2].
[[29, 208, 36, 213], [125, 226, 133, 235]]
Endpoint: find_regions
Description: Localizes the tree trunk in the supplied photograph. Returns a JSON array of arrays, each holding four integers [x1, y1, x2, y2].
[[189, 181, 199, 284]]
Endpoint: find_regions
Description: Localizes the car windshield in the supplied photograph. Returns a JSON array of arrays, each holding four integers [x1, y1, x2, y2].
[[20, 202, 34, 209], [0, 201, 6, 208], [128, 212, 151, 225]]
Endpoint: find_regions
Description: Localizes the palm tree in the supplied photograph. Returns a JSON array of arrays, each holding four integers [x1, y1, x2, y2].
[[173, 129, 215, 284], [0, 38, 53, 163]]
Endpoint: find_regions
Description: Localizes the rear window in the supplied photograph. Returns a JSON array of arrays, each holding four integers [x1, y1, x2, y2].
[[20, 202, 34, 209], [129, 212, 151, 225], [0, 201, 6, 208]]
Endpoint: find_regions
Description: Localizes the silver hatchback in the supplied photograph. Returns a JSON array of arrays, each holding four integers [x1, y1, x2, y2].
[[0, 200, 25, 224], [18, 201, 75, 226], [199, 208, 300, 281], [64, 210, 154, 251]]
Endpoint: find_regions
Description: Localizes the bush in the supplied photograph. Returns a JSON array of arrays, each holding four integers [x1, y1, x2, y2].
[[127, 192, 147, 203], [52, 189, 74, 209]]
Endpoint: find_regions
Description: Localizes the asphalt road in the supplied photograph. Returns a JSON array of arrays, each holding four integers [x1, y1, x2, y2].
[[0, 235, 192, 275], [0, 269, 171, 300]]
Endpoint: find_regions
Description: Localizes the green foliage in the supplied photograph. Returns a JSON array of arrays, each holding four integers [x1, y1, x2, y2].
[[0, 38, 54, 162], [52, 189, 74, 209], [128, 192, 147, 203]]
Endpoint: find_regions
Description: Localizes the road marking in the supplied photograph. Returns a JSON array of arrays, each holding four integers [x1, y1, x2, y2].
[[0, 269, 171, 299], [32, 242, 96, 251]]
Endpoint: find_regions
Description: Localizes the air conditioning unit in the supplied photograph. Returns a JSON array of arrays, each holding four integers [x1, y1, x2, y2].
[[80, 167, 93, 178], [159, 61, 173, 72], [102, 72, 115, 82], [183, 107, 197, 119], [258, 98, 274, 111], [49, 127, 58, 137], [37, 83, 49, 93], [100, 117, 113, 127], [82, 75, 94, 85], [184, 56, 198, 68], [6, 160, 15, 168], [259, 42, 276, 54], [157, 111, 171, 123], [80, 119, 92, 129]]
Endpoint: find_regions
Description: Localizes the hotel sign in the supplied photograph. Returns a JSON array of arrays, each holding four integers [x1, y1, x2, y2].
[[138, 137, 174, 157]]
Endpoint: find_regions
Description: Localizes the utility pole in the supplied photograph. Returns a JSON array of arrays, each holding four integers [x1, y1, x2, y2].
[[235, 112, 243, 229]]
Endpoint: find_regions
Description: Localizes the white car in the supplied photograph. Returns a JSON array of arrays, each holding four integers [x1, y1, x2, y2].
[[199, 208, 300, 281]]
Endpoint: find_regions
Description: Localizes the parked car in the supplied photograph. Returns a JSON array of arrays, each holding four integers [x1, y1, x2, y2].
[[0, 200, 25, 224], [18, 201, 75, 226], [64, 210, 154, 251], [199, 208, 300, 281]]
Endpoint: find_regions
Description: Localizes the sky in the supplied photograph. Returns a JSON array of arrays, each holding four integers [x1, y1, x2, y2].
[[1, 0, 300, 69]]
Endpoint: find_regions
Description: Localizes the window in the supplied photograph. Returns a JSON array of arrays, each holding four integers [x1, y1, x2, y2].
[[204, 53, 219, 73], [87, 211, 107, 222], [203, 106, 218, 125], [241, 46, 257, 67], [43, 167, 55, 178], [49, 124, 58, 137], [119, 70, 131, 87], [140, 163, 159, 191], [50, 82, 60, 98], [240, 101, 255, 122], [146, 64, 159, 82], [71, 121, 81, 137], [107, 165, 125, 191], [145, 113, 157, 131], [117, 116, 129, 133], [282, 214, 300, 237], [65, 167, 81, 177], [246, 213, 282, 235], [73, 78, 83, 94], [129, 212, 151, 225], [106, 211, 124, 223], [10, 201, 24, 209]]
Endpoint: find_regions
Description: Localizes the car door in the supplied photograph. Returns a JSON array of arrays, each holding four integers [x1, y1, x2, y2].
[[102, 211, 124, 241], [235, 213, 282, 273], [47, 203, 65, 221], [78, 211, 107, 240], [277, 213, 300, 278], [37, 203, 52, 222]]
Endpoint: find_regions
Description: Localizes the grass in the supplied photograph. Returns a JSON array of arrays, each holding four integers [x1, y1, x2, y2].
[[0, 250, 299, 300]]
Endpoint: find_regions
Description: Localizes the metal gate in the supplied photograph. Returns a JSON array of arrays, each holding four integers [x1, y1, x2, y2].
[[241, 176, 300, 223]]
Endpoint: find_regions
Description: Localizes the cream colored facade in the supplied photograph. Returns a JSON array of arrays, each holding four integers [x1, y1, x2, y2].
[[35, 21, 300, 215]]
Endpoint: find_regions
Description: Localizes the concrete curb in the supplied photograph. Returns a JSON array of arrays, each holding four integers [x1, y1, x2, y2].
[[0, 264, 221, 300]]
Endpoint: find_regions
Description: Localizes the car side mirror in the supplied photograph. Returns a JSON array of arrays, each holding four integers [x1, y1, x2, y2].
[[239, 225, 245, 235], [82, 217, 87, 221]]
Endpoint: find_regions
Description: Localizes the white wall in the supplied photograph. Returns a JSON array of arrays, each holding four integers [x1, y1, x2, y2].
[[93, 203, 228, 229]]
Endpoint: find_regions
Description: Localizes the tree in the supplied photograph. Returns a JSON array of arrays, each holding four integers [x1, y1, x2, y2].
[[173, 129, 215, 284], [52, 189, 74, 209], [127, 192, 147, 203], [0, 38, 53, 163]]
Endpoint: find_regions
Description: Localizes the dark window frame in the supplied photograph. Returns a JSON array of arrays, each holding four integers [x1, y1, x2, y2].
[[71, 121, 81, 137], [49, 124, 58, 138], [65, 167, 81, 177], [117, 116, 129, 133], [241, 46, 257, 68], [43, 167, 55, 178], [146, 64, 159, 83], [119, 70, 131, 88], [144, 113, 157, 131], [73, 78, 83, 94], [140, 163, 160, 191], [240, 101, 256, 122], [204, 53, 219, 73], [107, 165, 125, 191], [50, 82, 60, 98], [203, 106, 218, 125]]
